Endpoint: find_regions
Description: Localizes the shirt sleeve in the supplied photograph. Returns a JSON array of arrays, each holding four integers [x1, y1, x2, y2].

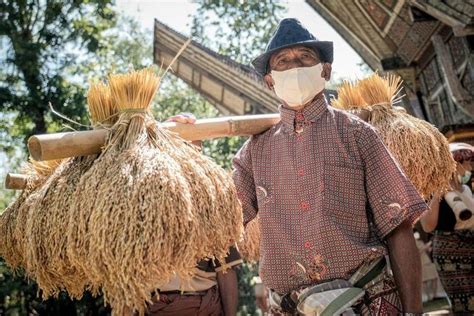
[[357, 123, 428, 239], [232, 139, 258, 226]]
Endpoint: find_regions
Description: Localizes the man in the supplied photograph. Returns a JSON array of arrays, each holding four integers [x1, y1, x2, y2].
[[171, 18, 426, 315], [144, 246, 242, 316]]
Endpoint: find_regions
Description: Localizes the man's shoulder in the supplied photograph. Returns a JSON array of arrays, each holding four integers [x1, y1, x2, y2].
[[247, 121, 283, 145], [328, 106, 373, 134], [330, 106, 364, 123]]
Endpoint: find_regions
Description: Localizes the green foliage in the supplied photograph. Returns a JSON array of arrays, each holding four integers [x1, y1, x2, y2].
[[236, 263, 260, 316], [0, 0, 117, 140], [0, 258, 110, 316], [191, 0, 287, 64]]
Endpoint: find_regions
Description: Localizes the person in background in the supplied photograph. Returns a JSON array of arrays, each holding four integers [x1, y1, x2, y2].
[[144, 245, 241, 316], [420, 142, 474, 314]]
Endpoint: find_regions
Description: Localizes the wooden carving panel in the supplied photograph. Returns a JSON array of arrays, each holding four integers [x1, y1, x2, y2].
[[448, 36, 467, 70], [200, 76, 223, 102], [223, 90, 245, 115], [421, 58, 442, 94], [380, 0, 397, 9], [387, 17, 410, 45], [462, 69, 474, 94], [179, 61, 194, 83], [397, 20, 438, 63], [359, 0, 390, 29]]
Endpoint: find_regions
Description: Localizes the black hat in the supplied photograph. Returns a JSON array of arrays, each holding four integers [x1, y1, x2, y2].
[[251, 18, 333, 76]]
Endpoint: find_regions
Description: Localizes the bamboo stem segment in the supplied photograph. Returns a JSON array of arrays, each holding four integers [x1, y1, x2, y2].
[[5, 173, 28, 190], [28, 114, 281, 161]]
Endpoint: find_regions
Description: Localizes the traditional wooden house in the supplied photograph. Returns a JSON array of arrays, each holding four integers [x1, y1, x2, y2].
[[153, 19, 337, 116], [306, 0, 474, 141]]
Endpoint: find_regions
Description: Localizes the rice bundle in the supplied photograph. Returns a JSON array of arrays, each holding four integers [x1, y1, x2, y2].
[[0, 159, 61, 271], [22, 82, 116, 299], [238, 217, 261, 263], [333, 73, 455, 198], [70, 67, 242, 315]]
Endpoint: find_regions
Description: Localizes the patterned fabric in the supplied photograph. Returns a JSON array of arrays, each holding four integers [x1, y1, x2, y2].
[[269, 266, 402, 315], [298, 287, 365, 315], [232, 94, 427, 294], [355, 268, 402, 315], [432, 230, 474, 314]]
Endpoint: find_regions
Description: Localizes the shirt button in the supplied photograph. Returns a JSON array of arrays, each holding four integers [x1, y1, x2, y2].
[[298, 169, 305, 176], [300, 202, 310, 210]]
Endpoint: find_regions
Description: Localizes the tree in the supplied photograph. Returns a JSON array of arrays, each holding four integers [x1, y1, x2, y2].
[[190, 0, 286, 64], [0, 0, 117, 142]]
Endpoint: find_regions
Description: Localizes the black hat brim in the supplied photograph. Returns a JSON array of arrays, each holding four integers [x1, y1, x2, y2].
[[251, 40, 333, 76]]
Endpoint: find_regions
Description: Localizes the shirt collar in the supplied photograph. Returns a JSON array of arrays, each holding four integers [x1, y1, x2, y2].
[[279, 94, 328, 130]]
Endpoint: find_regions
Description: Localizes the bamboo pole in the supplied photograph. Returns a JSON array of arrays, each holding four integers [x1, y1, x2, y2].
[[28, 114, 281, 161], [5, 173, 28, 190]]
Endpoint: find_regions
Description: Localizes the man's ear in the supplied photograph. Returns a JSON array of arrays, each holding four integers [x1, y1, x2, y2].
[[263, 74, 274, 90], [321, 63, 332, 81]]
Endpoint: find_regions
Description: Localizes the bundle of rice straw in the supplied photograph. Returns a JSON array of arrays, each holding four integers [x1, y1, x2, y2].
[[238, 217, 261, 263], [22, 81, 116, 299], [0, 159, 61, 271], [333, 73, 456, 198], [70, 67, 242, 315]]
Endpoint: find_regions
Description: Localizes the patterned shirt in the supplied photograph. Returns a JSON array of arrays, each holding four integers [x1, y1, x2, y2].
[[232, 94, 427, 294]]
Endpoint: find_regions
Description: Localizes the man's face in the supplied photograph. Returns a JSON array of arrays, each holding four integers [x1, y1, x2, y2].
[[263, 45, 331, 91], [268, 45, 320, 71]]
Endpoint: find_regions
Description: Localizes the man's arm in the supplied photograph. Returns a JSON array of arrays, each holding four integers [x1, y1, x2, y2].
[[232, 139, 258, 225], [217, 268, 239, 316], [356, 123, 427, 313], [419, 192, 441, 233], [387, 219, 423, 314]]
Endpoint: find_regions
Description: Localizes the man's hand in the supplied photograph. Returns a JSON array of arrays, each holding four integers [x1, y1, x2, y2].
[[166, 113, 201, 147], [166, 112, 197, 124], [255, 283, 270, 313]]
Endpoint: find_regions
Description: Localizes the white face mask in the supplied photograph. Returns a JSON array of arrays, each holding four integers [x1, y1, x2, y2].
[[271, 63, 326, 107]]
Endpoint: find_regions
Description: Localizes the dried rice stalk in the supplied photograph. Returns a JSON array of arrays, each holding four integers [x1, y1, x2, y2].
[[0, 158, 62, 271], [331, 80, 366, 110], [238, 217, 261, 263], [72, 67, 242, 315], [23, 82, 117, 299], [335, 73, 455, 198], [87, 81, 115, 126]]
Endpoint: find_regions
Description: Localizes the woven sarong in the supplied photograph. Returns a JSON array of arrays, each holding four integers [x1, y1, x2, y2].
[[433, 230, 474, 314]]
